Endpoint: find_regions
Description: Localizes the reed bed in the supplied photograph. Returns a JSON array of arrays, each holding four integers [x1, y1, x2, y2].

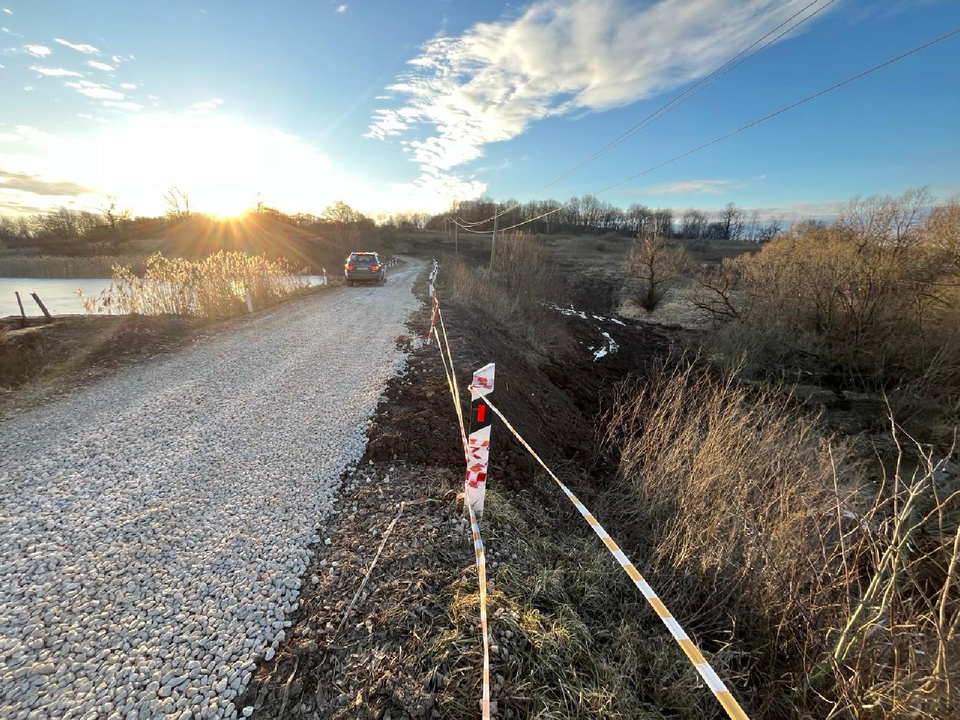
[[0, 255, 144, 279], [81, 251, 309, 318]]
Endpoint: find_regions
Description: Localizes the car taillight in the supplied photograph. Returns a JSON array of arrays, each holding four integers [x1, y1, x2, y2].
[[346, 264, 355, 270], [371, 264, 381, 270]]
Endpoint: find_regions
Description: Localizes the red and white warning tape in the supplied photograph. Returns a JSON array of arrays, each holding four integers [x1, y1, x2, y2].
[[475, 394, 750, 720], [467, 500, 492, 720], [427, 270, 492, 720]]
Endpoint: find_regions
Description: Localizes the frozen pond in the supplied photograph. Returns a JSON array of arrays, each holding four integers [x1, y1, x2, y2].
[[0, 276, 328, 317]]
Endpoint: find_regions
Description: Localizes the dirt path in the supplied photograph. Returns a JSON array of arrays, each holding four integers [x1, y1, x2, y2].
[[0, 261, 422, 720]]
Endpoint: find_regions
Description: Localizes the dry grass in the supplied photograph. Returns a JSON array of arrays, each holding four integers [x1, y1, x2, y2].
[[0, 255, 144, 278], [81, 251, 309, 318], [601, 358, 960, 718], [445, 240, 566, 358]]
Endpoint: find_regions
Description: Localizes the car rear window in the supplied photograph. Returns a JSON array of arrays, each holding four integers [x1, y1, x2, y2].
[[350, 255, 378, 265]]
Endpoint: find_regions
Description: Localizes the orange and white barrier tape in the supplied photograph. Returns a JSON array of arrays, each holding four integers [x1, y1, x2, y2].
[[477, 394, 750, 720]]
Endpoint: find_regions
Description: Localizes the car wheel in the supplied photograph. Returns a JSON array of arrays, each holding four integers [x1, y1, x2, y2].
[[347, 280, 354, 287]]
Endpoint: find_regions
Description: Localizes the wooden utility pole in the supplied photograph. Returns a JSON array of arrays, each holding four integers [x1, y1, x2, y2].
[[489, 215, 498, 278], [454, 221, 458, 256]]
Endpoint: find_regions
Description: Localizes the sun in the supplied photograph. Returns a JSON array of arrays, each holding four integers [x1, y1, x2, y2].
[[67, 112, 344, 218]]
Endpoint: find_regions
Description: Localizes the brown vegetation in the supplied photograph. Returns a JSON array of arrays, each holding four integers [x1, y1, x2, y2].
[[447, 233, 565, 358], [695, 190, 960, 441], [603, 359, 959, 718], [624, 233, 688, 312], [0, 254, 145, 279], [81, 251, 310, 318]]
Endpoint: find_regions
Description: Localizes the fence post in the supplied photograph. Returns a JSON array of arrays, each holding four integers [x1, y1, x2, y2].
[[30, 293, 52, 322], [245, 288, 254, 313], [466, 363, 495, 517], [15, 291, 27, 327]]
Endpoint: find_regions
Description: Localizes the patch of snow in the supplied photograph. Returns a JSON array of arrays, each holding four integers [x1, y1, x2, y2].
[[592, 331, 619, 361]]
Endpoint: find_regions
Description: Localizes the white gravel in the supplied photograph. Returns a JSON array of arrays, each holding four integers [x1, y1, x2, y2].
[[0, 260, 422, 720]]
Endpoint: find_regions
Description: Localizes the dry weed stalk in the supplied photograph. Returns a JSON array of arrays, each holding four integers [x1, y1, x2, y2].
[[602, 359, 959, 718], [81, 251, 308, 318]]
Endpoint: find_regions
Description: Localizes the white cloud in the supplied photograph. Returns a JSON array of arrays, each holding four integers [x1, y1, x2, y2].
[[23, 44, 51, 57], [65, 80, 125, 100], [55, 38, 100, 53], [23, 85, 32, 91], [739, 200, 848, 222], [190, 98, 224, 112], [368, 0, 835, 206], [640, 179, 736, 195], [111, 54, 123, 63], [102, 100, 142, 112], [336, 4, 347, 12], [87, 60, 114, 71], [147, 94, 159, 100], [2, 8, 12, 14], [119, 82, 137, 89], [30, 66, 83, 77]]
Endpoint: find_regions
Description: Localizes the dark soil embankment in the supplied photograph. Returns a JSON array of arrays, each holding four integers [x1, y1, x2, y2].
[[241, 274, 694, 719]]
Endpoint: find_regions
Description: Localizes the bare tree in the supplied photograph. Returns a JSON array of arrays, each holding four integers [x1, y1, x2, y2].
[[681, 209, 709, 239], [625, 233, 688, 312], [719, 202, 746, 241], [756, 216, 784, 244], [652, 208, 675, 239], [323, 200, 367, 252], [163, 187, 192, 221]]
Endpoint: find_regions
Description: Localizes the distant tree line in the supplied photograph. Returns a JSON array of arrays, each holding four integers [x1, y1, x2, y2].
[[0, 197, 144, 255], [1, 187, 785, 257], [415, 195, 785, 242]]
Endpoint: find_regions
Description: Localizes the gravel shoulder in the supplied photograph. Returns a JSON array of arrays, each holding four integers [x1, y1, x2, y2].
[[0, 261, 422, 720]]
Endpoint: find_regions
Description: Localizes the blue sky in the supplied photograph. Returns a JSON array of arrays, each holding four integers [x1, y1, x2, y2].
[[1, 0, 958, 219]]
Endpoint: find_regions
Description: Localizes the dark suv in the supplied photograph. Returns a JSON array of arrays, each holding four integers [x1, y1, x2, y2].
[[345, 252, 386, 286]]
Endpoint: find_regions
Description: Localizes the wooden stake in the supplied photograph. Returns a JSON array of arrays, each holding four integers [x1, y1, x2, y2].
[[15, 291, 27, 328], [30, 292, 52, 322]]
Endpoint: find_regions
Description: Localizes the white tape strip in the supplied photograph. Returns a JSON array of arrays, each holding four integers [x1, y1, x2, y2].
[[477, 394, 750, 720]]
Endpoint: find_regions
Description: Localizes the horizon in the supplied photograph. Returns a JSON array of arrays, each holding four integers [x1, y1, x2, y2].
[[1, 1, 959, 220]]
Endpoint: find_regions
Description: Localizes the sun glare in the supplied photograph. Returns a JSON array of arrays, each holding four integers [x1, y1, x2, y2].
[[49, 113, 342, 217]]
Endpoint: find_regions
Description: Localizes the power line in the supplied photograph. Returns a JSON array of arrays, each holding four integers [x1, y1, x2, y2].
[[452, 27, 960, 236], [457, 0, 835, 229]]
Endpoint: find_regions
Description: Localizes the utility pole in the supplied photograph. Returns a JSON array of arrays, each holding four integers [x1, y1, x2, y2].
[[489, 215, 498, 278], [454, 220, 458, 255]]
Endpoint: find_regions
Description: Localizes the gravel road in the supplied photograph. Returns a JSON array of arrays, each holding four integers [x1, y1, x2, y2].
[[0, 260, 422, 720]]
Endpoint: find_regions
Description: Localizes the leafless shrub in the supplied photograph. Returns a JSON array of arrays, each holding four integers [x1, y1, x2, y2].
[[492, 231, 557, 303], [624, 234, 687, 312], [694, 190, 960, 435]]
